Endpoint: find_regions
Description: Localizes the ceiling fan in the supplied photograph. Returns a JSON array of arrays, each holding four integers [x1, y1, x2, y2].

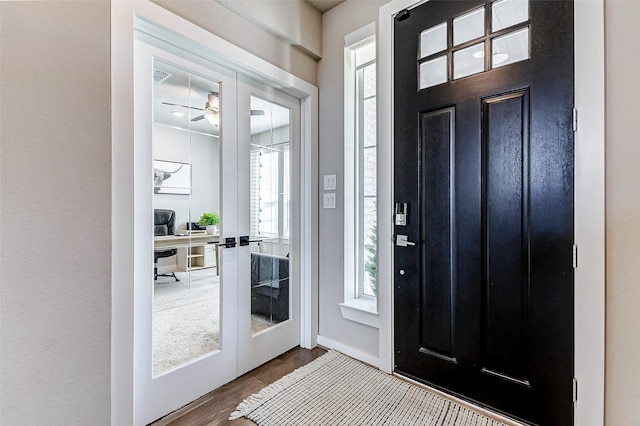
[[162, 93, 219, 124], [162, 93, 265, 125]]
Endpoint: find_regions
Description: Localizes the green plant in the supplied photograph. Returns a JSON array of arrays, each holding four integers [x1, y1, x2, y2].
[[365, 224, 378, 296], [198, 212, 220, 226]]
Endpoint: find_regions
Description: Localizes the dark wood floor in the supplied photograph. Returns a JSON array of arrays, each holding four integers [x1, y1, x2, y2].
[[151, 346, 328, 426]]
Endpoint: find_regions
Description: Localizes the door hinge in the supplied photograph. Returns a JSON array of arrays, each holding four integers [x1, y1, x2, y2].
[[573, 107, 578, 132], [573, 377, 578, 404], [572, 244, 578, 269]]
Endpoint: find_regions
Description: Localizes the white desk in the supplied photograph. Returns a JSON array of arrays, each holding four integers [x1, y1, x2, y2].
[[154, 233, 219, 273]]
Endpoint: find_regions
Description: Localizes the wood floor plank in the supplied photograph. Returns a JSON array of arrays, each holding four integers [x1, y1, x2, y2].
[[151, 347, 327, 426]]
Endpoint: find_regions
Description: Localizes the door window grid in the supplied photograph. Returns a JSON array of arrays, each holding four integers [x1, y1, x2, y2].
[[418, 0, 530, 89]]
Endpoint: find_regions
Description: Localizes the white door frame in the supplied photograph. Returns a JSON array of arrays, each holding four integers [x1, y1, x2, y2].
[[377, 0, 605, 424], [111, 2, 318, 424]]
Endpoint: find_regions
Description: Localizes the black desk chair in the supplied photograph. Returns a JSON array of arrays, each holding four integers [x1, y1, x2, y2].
[[154, 209, 180, 282]]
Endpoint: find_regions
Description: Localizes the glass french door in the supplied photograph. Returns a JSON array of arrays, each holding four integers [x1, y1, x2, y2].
[[237, 79, 301, 375], [134, 42, 301, 424]]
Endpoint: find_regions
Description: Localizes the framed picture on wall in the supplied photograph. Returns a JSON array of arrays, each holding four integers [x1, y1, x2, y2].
[[154, 160, 191, 194]]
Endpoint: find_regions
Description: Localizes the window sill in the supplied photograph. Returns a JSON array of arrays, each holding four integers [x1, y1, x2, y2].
[[339, 298, 379, 328]]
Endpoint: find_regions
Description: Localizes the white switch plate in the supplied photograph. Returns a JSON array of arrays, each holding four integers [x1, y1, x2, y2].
[[323, 174, 337, 191], [323, 192, 336, 209]]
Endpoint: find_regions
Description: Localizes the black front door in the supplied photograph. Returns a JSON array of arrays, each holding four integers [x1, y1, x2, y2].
[[393, 1, 574, 424]]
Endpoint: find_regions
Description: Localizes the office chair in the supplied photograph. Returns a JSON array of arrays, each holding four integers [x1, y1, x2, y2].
[[154, 209, 180, 282]]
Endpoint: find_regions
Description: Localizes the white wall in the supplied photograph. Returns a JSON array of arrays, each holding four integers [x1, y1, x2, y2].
[[604, 0, 640, 423], [317, 0, 389, 359], [216, 0, 322, 59], [0, 1, 111, 424]]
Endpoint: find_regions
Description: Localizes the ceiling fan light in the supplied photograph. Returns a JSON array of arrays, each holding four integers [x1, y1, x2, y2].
[[208, 93, 220, 111], [493, 53, 509, 64], [204, 112, 219, 126]]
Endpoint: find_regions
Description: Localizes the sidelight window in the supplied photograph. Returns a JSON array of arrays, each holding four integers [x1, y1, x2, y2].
[[343, 23, 379, 322]]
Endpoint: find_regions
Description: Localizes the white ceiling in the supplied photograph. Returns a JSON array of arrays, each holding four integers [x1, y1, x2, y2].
[[306, 0, 346, 13]]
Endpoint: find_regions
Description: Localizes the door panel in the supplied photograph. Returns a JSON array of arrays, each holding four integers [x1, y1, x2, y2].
[[135, 42, 238, 425], [482, 90, 529, 384], [420, 108, 455, 361], [237, 79, 301, 376], [394, 1, 574, 424]]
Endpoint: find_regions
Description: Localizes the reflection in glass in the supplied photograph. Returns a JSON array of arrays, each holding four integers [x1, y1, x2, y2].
[[454, 42, 485, 79], [492, 0, 529, 32], [492, 28, 529, 68], [454, 7, 485, 46], [419, 55, 447, 89], [152, 61, 221, 375], [420, 23, 447, 59], [249, 96, 291, 333]]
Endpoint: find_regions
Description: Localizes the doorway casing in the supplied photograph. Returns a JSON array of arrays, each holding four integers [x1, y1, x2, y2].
[[377, 0, 605, 424], [111, 2, 319, 424]]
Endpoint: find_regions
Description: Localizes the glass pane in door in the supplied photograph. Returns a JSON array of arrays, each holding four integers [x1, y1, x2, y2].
[[249, 96, 291, 333], [152, 61, 221, 375]]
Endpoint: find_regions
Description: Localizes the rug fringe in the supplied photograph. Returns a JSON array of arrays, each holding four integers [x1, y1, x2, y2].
[[229, 350, 341, 420]]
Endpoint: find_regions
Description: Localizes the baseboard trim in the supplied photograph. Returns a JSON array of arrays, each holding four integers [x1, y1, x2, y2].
[[316, 335, 379, 367]]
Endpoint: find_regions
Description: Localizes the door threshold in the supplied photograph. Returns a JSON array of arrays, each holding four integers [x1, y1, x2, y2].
[[392, 372, 528, 426]]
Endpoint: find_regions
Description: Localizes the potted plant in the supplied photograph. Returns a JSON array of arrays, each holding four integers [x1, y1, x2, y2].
[[199, 212, 220, 235]]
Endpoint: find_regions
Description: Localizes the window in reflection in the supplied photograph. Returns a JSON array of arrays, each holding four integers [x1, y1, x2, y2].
[[152, 61, 221, 375], [249, 96, 291, 333]]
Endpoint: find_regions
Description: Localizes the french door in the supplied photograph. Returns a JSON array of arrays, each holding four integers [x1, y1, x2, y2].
[[236, 78, 301, 375], [393, 0, 574, 424], [134, 42, 300, 425]]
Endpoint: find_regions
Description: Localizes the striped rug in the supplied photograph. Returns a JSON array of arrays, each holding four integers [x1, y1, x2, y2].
[[230, 350, 508, 425]]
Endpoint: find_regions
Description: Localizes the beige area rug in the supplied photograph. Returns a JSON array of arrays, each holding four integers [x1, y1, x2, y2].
[[153, 269, 276, 374], [230, 350, 508, 426], [153, 269, 221, 373]]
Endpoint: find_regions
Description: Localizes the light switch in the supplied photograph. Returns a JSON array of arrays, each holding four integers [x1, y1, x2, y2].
[[323, 192, 336, 209], [323, 174, 337, 191]]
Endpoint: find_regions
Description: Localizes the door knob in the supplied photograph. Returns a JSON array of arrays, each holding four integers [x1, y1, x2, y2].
[[396, 235, 416, 247]]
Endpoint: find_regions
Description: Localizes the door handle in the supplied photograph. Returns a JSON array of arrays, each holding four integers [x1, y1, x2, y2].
[[239, 236, 263, 246], [396, 234, 416, 247], [217, 237, 237, 248]]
